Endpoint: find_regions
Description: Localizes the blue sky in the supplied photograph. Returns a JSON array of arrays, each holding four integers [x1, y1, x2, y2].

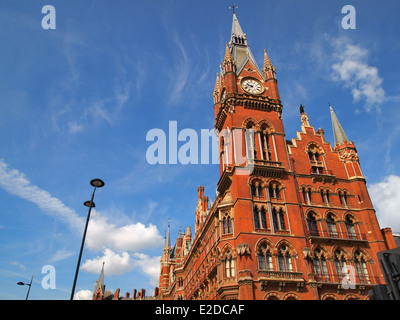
[[0, 0, 400, 300]]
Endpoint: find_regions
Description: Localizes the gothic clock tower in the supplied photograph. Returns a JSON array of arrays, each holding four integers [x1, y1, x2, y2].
[[158, 11, 396, 301]]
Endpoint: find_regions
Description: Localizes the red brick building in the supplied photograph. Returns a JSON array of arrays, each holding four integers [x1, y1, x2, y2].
[[157, 12, 396, 300]]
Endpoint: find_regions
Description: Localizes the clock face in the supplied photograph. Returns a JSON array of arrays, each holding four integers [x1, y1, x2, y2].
[[242, 79, 263, 94]]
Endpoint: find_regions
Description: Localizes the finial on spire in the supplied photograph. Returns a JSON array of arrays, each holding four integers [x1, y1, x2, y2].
[[229, 3, 238, 14]]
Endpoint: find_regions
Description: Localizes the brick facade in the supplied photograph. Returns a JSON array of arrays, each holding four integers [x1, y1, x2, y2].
[[157, 13, 395, 301]]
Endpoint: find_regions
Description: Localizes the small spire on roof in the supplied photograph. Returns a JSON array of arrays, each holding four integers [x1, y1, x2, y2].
[[330, 104, 349, 145], [222, 43, 234, 66], [263, 49, 275, 73]]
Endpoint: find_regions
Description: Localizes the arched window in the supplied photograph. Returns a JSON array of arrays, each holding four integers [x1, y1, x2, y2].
[[339, 191, 349, 206], [278, 245, 293, 272], [253, 206, 267, 230], [320, 189, 330, 205], [313, 248, 329, 282], [272, 207, 279, 230], [224, 250, 235, 278], [223, 215, 232, 234], [354, 250, 370, 284], [269, 183, 280, 199], [257, 244, 273, 271], [307, 212, 319, 236], [260, 126, 272, 161], [345, 215, 357, 239], [334, 249, 347, 280], [245, 123, 256, 160], [251, 181, 263, 198], [278, 208, 286, 230], [308, 144, 324, 174], [326, 213, 338, 238], [302, 187, 312, 204]]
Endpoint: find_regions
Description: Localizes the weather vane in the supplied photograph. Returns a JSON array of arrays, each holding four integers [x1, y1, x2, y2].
[[229, 3, 238, 14]]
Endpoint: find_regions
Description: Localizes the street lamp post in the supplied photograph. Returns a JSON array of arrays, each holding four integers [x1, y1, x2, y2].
[[17, 275, 33, 300], [70, 178, 105, 300]]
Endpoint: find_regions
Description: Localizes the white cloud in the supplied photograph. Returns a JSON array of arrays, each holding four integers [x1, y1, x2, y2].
[[369, 175, 400, 232], [331, 38, 385, 111], [86, 211, 163, 252], [74, 289, 93, 300], [0, 159, 164, 276], [81, 248, 134, 276], [131, 252, 161, 287], [81, 248, 161, 286]]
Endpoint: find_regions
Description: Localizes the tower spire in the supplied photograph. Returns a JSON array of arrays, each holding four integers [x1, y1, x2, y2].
[[330, 104, 349, 145], [164, 219, 171, 248], [227, 11, 261, 74], [93, 262, 105, 298]]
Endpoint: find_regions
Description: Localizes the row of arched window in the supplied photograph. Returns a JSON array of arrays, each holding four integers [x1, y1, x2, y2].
[[253, 205, 287, 232], [301, 186, 350, 207], [311, 246, 372, 284], [306, 211, 364, 240]]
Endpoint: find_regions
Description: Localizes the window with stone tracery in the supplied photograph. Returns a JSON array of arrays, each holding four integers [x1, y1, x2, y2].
[[354, 250, 370, 284], [257, 243, 273, 271], [224, 250, 235, 278], [253, 205, 267, 230], [277, 245, 293, 272], [313, 247, 329, 281]]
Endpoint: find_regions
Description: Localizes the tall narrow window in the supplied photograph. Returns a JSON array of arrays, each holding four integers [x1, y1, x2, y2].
[[340, 191, 348, 206], [326, 213, 338, 238], [245, 124, 256, 160], [225, 259, 231, 278], [334, 250, 347, 280], [224, 250, 235, 278], [307, 212, 319, 236], [250, 182, 257, 197], [272, 207, 279, 230], [302, 187, 307, 203], [260, 207, 267, 229], [355, 251, 370, 284], [253, 206, 260, 229], [313, 248, 329, 281], [278, 245, 293, 272], [258, 244, 273, 271], [345, 216, 357, 239], [223, 215, 232, 234], [260, 127, 272, 161], [257, 184, 263, 197], [279, 208, 286, 230], [254, 206, 267, 230]]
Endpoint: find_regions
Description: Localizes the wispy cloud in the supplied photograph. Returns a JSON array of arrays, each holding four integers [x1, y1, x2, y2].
[[0, 159, 163, 279], [0, 159, 84, 232]]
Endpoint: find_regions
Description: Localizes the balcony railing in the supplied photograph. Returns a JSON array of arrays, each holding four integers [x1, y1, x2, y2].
[[310, 167, 334, 175], [253, 159, 284, 168], [307, 229, 367, 241], [313, 273, 380, 285], [258, 270, 304, 281]]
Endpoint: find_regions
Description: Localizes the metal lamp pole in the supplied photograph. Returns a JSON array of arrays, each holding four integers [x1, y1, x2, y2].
[[70, 178, 104, 300], [17, 275, 33, 300]]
